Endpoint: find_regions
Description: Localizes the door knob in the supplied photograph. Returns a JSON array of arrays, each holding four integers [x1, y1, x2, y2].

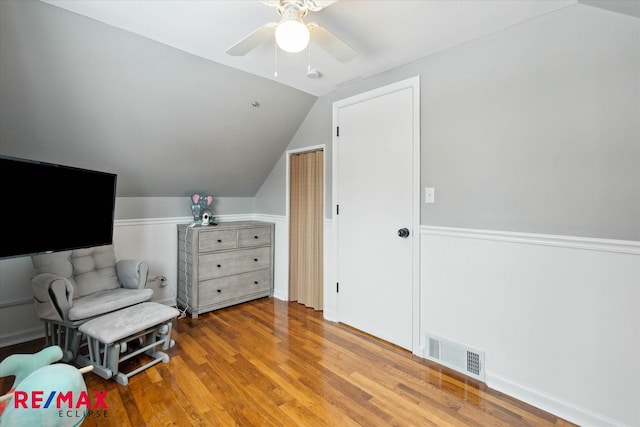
[[397, 228, 410, 238]]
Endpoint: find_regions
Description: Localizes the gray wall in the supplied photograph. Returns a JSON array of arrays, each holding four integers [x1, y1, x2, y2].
[[255, 97, 334, 216], [255, 4, 640, 241], [0, 0, 316, 198], [115, 196, 254, 220]]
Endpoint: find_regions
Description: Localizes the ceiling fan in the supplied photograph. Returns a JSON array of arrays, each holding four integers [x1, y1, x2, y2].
[[225, 0, 357, 63]]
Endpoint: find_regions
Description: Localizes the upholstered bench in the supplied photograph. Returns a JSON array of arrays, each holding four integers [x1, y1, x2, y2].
[[77, 302, 180, 385]]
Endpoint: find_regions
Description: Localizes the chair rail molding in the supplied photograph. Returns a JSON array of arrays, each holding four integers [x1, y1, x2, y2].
[[420, 225, 640, 255]]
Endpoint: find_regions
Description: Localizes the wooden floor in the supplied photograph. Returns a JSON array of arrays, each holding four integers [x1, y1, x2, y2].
[[1, 297, 576, 426]]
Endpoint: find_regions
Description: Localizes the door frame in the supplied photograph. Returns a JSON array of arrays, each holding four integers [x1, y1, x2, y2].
[[331, 76, 421, 354], [285, 144, 326, 302]]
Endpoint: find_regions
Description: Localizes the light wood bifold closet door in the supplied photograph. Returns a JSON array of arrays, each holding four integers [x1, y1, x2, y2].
[[289, 150, 323, 310]]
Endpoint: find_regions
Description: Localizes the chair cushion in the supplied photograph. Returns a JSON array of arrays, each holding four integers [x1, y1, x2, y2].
[[32, 250, 74, 278], [32, 245, 122, 298], [71, 246, 121, 298], [79, 302, 180, 344], [68, 288, 153, 321]]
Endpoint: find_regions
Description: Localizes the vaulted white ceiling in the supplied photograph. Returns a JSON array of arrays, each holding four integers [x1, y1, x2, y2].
[[41, 0, 580, 96]]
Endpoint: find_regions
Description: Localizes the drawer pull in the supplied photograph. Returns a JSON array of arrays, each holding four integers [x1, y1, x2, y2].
[[217, 264, 221, 268], [217, 289, 221, 293], [254, 258, 258, 262], [254, 281, 259, 285], [217, 239, 222, 243], [254, 236, 259, 239]]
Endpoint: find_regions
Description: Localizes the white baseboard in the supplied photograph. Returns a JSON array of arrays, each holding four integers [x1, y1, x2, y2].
[[0, 326, 44, 348], [272, 289, 288, 301], [487, 373, 633, 427]]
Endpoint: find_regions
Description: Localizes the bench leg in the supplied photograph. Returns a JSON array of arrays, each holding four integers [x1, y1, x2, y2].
[[79, 336, 114, 381], [44, 321, 81, 362], [81, 318, 177, 385], [145, 321, 175, 354]]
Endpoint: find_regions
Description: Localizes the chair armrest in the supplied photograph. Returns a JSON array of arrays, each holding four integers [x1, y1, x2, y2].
[[116, 260, 149, 289], [31, 274, 74, 322]]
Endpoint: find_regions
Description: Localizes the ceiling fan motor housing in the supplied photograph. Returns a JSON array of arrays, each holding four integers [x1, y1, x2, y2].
[[267, 0, 329, 15], [279, 4, 307, 21]]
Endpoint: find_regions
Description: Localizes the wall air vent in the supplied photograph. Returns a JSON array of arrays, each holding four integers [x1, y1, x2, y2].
[[423, 334, 485, 382]]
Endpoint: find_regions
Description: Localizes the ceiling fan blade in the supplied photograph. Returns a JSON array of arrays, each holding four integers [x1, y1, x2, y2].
[[308, 23, 356, 63], [226, 22, 277, 56]]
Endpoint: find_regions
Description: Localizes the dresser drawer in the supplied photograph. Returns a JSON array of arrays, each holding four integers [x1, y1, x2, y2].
[[198, 270, 271, 306], [199, 229, 237, 252], [199, 246, 270, 280], [238, 227, 271, 248]]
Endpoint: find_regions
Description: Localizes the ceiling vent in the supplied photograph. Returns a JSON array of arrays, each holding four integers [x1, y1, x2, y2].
[[424, 334, 485, 382]]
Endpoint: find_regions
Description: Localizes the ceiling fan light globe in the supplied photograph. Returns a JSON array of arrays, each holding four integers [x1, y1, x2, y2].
[[275, 19, 309, 53]]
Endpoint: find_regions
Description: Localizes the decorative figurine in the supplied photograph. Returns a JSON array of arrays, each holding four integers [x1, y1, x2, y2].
[[190, 194, 216, 225]]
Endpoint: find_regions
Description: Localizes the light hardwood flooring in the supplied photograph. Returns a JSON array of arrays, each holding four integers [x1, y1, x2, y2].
[[1, 297, 576, 426]]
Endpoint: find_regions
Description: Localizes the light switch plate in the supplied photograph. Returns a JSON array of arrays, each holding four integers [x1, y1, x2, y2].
[[425, 187, 435, 204]]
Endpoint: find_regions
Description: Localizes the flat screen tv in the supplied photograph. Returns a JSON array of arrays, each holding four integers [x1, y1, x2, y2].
[[0, 155, 117, 259]]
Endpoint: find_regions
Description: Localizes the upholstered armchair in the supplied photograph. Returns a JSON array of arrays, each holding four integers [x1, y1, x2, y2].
[[31, 245, 153, 362]]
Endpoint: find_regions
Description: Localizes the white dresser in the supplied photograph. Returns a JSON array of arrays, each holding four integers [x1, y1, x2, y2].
[[177, 221, 274, 318]]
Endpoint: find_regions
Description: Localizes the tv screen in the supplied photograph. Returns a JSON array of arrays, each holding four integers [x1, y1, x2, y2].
[[0, 156, 117, 259]]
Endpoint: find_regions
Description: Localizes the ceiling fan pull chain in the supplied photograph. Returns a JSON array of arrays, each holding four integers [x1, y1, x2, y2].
[[274, 41, 278, 77]]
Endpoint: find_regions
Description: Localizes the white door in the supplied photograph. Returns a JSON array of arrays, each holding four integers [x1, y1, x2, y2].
[[333, 77, 420, 351]]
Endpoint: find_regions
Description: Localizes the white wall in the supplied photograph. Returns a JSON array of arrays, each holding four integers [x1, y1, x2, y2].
[[420, 227, 640, 427], [0, 256, 43, 346], [254, 214, 289, 302]]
